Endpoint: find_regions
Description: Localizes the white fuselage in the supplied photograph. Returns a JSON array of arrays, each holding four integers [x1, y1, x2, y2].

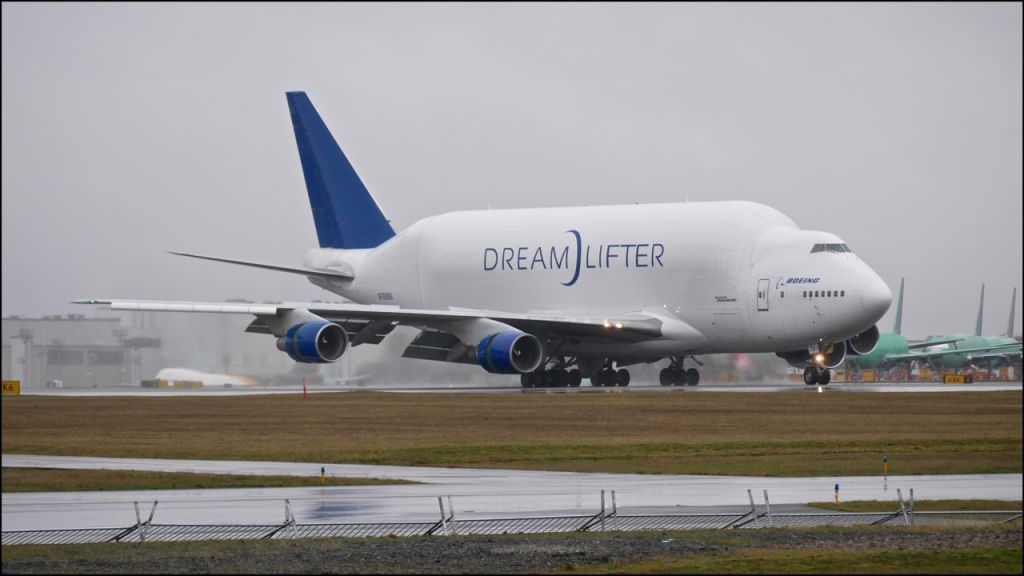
[[303, 201, 891, 356]]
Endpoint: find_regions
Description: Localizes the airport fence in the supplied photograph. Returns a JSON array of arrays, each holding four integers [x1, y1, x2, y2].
[[4, 490, 1021, 546]]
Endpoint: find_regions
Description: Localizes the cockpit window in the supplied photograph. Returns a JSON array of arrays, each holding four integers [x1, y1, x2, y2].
[[810, 243, 852, 254]]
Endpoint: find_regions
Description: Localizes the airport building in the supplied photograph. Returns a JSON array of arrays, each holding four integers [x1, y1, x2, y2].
[[2, 305, 346, 388], [2, 314, 160, 388]]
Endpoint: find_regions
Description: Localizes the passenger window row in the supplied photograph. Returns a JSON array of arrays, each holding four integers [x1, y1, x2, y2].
[[800, 290, 845, 298]]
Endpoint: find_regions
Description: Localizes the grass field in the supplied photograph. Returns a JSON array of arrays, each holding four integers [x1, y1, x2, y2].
[[806, 499, 1023, 513], [547, 548, 1023, 574], [2, 390, 1020, 476], [2, 527, 1020, 574], [0, 467, 414, 492]]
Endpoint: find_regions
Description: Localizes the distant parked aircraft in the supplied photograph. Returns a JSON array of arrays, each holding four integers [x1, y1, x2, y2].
[[919, 285, 1021, 370], [845, 279, 1019, 376], [153, 368, 257, 387]]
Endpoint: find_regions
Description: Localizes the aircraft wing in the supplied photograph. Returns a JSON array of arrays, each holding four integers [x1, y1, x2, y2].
[[882, 342, 1022, 363], [906, 338, 962, 350], [74, 299, 683, 346], [966, 348, 1022, 362]]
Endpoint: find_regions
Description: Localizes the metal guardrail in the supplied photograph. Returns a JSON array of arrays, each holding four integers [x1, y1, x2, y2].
[[606, 513, 749, 531], [4, 490, 1021, 546], [910, 511, 1023, 525], [117, 524, 283, 543], [450, 515, 598, 535], [274, 522, 440, 540], [1, 527, 132, 546]]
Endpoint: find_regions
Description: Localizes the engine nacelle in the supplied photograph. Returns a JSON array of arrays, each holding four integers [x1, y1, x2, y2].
[[476, 331, 544, 374], [846, 325, 880, 356], [818, 341, 847, 368], [276, 321, 348, 363], [776, 341, 847, 369]]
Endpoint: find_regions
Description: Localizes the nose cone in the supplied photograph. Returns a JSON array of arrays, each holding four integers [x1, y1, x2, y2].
[[860, 277, 893, 323]]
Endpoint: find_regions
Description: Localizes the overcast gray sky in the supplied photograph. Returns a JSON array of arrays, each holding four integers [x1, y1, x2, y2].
[[3, 3, 1022, 338]]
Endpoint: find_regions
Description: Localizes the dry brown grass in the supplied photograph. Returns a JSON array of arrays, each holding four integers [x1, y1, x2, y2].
[[807, 499, 1023, 512], [1, 467, 413, 492], [2, 390, 1020, 476]]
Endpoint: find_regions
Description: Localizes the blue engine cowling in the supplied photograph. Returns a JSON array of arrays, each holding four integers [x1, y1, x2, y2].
[[276, 321, 348, 363], [476, 331, 544, 374]]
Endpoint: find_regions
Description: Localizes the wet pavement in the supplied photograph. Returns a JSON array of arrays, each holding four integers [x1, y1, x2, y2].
[[3, 455, 1020, 531]]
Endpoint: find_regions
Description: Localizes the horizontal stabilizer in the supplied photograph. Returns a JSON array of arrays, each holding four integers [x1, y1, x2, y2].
[[169, 251, 353, 281]]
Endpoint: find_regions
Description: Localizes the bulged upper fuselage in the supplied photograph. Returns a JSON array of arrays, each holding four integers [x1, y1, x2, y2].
[[303, 200, 891, 355]]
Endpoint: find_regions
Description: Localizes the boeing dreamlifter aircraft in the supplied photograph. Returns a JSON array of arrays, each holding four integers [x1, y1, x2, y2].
[[79, 92, 892, 387]]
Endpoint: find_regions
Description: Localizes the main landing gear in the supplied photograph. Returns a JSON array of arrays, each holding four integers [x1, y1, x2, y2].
[[589, 363, 630, 387], [520, 366, 582, 388], [659, 357, 701, 387], [803, 366, 831, 385], [520, 355, 582, 388], [520, 357, 633, 388]]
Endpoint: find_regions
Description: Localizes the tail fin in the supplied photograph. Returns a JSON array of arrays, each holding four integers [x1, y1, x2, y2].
[[974, 283, 985, 336], [286, 91, 395, 249], [1006, 287, 1016, 338], [892, 278, 904, 335]]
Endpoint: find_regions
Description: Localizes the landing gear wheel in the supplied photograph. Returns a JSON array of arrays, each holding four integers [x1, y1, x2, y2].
[[659, 368, 672, 386], [569, 369, 582, 387], [615, 368, 630, 387], [520, 373, 533, 388], [542, 370, 559, 388], [685, 368, 700, 386], [600, 368, 616, 387], [803, 366, 818, 385], [819, 369, 831, 385], [557, 369, 571, 388]]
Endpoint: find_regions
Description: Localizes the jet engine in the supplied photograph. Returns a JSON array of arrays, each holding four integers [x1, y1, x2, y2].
[[817, 341, 847, 368], [846, 325, 880, 356], [476, 331, 544, 374], [276, 320, 348, 363]]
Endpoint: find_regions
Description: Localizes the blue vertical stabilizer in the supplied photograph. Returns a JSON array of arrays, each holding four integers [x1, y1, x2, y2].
[[286, 92, 395, 249]]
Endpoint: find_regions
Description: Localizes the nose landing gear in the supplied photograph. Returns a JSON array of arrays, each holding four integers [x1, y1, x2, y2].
[[802, 366, 832, 385]]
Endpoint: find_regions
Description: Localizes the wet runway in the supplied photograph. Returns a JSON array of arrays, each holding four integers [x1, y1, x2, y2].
[[3, 455, 1021, 531], [17, 380, 1023, 396]]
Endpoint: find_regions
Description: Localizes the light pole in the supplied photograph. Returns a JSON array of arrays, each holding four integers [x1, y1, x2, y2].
[[113, 328, 128, 385], [13, 329, 35, 387]]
